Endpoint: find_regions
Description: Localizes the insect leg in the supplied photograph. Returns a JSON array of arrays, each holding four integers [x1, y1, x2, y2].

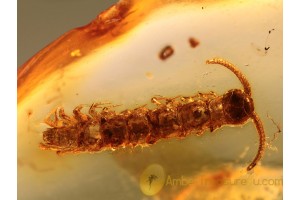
[[39, 143, 75, 154], [44, 107, 64, 128], [151, 95, 181, 106], [58, 107, 77, 127], [89, 103, 103, 118], [194, 91, 217, 101], [103, 104, 122, 109], [198, 91, 218, 99], [151, 96, 163, 106], [73, 105, 91, 122], [206, 58, 252, 96]]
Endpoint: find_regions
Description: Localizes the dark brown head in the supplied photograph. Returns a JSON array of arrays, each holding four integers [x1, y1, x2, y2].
[[222, 89, 254, 125]]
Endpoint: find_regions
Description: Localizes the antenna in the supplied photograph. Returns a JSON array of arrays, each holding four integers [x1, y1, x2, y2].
[[206, 58, 252, 96], [206, 58, 265, 171]]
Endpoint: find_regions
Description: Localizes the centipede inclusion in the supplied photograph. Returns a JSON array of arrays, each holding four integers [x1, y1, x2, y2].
[[40, 58, 265, 171]]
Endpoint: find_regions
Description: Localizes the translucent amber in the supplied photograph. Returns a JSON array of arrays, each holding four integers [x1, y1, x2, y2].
[[18, 0, 282, 199]]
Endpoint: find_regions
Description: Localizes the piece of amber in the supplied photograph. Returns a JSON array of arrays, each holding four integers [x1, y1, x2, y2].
[[18, 0, 282, 199]]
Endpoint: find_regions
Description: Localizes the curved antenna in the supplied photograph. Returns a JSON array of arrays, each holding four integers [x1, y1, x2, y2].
[[206, 58, 252, 96], [247, 112, 266, 171], [206, 58, 265, 171]]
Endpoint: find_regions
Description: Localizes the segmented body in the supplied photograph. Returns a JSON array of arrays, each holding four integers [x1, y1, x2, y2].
[[42, 93, 213, 151], [40, 58, 266, 171]]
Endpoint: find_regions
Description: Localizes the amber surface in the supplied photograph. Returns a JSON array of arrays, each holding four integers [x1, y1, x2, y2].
[[18, 0, 282, 199], [18, 0, 214, 102], [18, 1, 132, 102]]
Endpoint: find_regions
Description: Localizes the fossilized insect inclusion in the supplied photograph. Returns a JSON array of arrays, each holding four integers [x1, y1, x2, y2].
[[18, 0, 282, 199], [39, 58, 265, 171]]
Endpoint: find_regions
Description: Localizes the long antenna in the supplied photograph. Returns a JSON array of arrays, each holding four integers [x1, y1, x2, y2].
[[206, 58, 252, 96], [247, 112, 266, 171], [206, 58, 266, 171]]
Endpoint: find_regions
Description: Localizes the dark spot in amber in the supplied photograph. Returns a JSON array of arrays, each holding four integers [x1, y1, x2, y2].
[[188, 37, 200, 48], [159, 45, 174, 60], [27, 109, 33, 117]]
